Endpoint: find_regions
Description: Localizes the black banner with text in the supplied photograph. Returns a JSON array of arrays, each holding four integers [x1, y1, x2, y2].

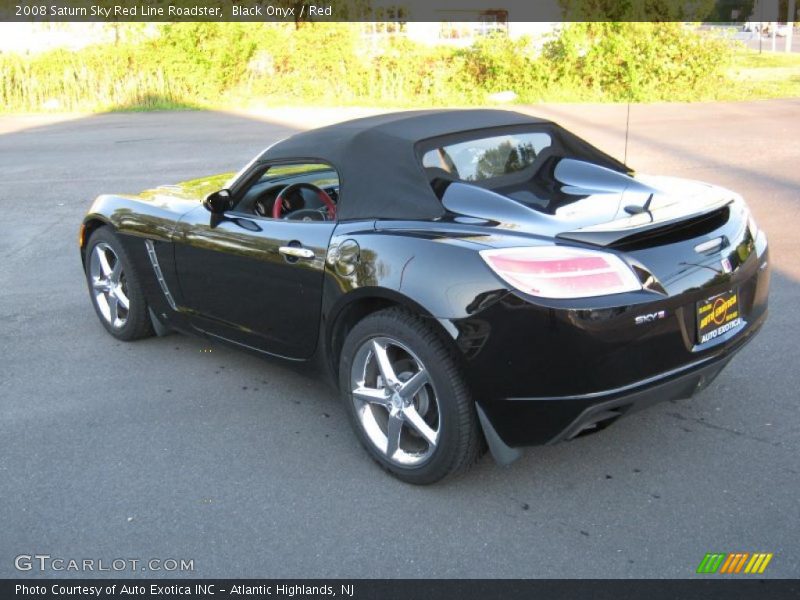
[[0, 0, 780, 23], [4, 579, 800, 600]]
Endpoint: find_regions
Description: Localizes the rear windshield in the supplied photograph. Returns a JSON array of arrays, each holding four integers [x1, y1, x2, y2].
[[417, 125, 629, 215], [421, 132, 553, 181]]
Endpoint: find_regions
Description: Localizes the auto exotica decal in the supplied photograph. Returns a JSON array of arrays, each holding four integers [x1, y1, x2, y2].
[[697, 291, 743, 344]]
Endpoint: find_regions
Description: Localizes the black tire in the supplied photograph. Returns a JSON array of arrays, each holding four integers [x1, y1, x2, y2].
[[339, 308, 482, 484], [84, 226, 154, 341]]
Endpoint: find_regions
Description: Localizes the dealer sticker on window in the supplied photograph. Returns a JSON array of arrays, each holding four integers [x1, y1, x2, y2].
[[697, 289, 743, 345]]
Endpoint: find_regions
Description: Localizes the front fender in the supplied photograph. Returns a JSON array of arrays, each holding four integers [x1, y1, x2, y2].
[[82, 193, 198, 245]]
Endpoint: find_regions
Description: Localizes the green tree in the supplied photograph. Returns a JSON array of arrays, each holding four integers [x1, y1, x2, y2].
[[559, 0, 717, 20]]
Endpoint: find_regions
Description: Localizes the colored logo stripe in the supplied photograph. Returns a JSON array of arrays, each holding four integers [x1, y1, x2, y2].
[[744, 553, 773, 574], [719, 553, 749, 573], [697, 553, 726, 573], [697, 553, 773, 574]]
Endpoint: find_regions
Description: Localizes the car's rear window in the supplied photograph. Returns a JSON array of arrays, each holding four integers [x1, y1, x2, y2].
[[421, 132, 552, 181], [417, 124, 632, 215]]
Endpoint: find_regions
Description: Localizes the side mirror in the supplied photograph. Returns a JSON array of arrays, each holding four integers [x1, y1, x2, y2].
[[203, 189, 232, 214]]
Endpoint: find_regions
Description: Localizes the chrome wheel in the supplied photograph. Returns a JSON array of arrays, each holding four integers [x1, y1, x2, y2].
[[89, 242, 130, 329], [350, 336, 441, 466]]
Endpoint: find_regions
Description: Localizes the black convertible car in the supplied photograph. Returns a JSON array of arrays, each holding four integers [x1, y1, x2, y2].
[[80, 110, 769, 484]]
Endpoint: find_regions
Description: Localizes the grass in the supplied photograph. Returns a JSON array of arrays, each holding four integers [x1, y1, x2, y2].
[[721, 48, 800, 100]]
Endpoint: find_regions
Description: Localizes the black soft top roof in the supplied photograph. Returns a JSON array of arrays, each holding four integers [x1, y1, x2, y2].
[[261, 109, 626, 221]]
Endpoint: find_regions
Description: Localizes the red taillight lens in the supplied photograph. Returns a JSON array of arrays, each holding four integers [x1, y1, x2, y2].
[[480, 246, 642, 299]]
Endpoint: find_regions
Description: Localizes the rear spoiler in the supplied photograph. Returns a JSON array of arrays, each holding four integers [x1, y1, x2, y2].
[[557, 198, 734, 248]]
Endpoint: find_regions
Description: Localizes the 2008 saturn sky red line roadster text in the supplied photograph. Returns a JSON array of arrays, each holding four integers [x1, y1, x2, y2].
[[79, 110, 769, 484]]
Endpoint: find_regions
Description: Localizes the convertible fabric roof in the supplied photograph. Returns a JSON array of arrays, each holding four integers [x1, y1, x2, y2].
[[260, 109, 625, 221]]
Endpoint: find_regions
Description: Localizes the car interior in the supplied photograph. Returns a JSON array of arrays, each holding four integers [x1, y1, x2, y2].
[[421, 132, 603, 215], [236, 163, 340, 221], [422, 132, 554, 196]]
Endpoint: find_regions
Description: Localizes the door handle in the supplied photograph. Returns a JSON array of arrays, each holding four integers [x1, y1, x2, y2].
[[279, 246, 315, 260]]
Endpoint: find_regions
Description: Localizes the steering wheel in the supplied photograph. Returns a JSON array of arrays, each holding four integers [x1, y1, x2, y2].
[[272, 182, 336, 220], [285, 208, 326, 221]]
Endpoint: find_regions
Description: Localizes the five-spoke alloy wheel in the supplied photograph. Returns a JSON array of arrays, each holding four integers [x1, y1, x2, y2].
[[340, 308, 482, 484], [351, 336, 441, 466], [89, 242, 130, 329], [84, 227, 154, 341]]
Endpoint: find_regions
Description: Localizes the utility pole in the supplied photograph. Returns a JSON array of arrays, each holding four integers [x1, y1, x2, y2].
[[787, 0, 796, 53]]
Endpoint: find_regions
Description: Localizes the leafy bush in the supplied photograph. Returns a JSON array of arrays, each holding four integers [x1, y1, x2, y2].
[[461, 34, 546, 102], [540, 23, 732, 101], [0, 22, 736, 112]]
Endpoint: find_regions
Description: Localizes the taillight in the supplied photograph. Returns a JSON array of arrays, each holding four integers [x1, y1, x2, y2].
[[480, 246, 642, 299]]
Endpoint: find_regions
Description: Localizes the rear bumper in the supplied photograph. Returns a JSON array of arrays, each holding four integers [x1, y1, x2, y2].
[[477, 309, 765, 450], [545, 350, 733, 445]]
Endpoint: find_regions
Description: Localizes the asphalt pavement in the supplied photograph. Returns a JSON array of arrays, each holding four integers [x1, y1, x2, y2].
[[1, 100, 798, 578]]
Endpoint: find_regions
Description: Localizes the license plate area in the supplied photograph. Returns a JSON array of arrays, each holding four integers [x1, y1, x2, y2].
[[696, 289, 743, 345]]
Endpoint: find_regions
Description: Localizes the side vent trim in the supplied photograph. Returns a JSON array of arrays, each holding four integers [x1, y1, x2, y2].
[[144, 239, 177, 311]]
